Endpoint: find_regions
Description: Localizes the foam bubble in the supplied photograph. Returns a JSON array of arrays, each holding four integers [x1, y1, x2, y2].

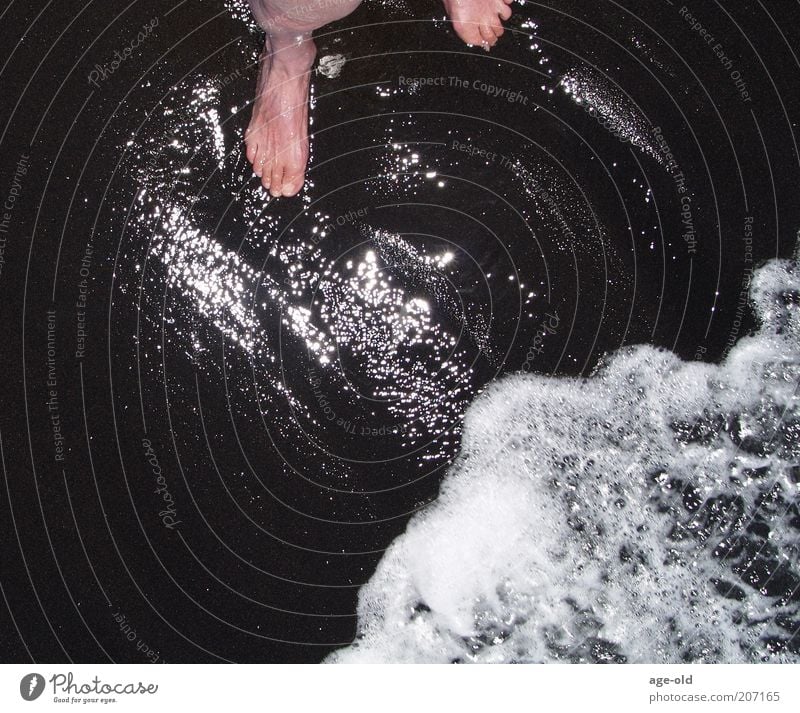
[[328, 244, 800, 663], [317, 54, 346, 79]]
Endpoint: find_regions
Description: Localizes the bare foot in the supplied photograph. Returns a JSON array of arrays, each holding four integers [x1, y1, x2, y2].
[[442, 0, 514, 49], [245, 37, 316, 198]]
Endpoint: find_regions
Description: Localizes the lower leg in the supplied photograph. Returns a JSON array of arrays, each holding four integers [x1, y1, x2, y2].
[[249, 0, 362, 36], [245, 0, 362, 197]]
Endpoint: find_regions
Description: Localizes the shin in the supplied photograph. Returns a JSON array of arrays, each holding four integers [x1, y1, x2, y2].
[[248, 0, 363, 49]]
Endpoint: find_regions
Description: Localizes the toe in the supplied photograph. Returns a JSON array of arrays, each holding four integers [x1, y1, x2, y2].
[[454, 21, 483, 47], [246, 140, 258, 166], [282, 175, 303, 197], [282, 166, 305, 196], [282, 165, 303, 196], [255, 151, 267, 178], [270, 162, 284, 198], [480, 24, 498, 47], [498, 4, 512, 21], [281, 136, 308, 196], [258, 150, 270, 185]]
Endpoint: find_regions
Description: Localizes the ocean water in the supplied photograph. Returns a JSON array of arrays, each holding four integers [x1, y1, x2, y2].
[[108, 0, 799, 661], [327, 245, 800, 663], [2, 0, 799, 666], [125, 71, 481, 506]]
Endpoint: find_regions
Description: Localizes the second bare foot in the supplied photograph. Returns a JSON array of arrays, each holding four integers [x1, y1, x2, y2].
[[443, 0, 514, 49]]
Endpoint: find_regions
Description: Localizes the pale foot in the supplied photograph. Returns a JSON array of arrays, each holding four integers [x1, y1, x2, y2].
[[245, 37, 316, 198], [442, 0, 514, 49]]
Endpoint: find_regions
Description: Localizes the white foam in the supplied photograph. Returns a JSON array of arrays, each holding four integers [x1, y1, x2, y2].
[[328, 244, 800, 663], [317, 54, 346, 79]]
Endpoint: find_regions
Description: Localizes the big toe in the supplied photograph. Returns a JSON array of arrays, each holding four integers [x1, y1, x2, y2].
[[281, 170, 304, 196], [280, 145, 308, 197]]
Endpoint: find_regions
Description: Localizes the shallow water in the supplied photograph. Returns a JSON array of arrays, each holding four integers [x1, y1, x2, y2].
[[0, 0, 798, 662]]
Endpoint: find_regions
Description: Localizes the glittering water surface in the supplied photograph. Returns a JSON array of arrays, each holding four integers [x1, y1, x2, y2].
[[4, 0, 800, 668], [125, 72, 485, 491], [106, 0, 799, 661], [560, 66, 664, 165]]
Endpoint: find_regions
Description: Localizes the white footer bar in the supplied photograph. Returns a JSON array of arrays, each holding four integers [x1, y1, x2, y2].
[[1, 663, 797, 712]]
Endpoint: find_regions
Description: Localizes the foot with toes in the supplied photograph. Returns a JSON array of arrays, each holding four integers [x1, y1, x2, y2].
[[442, 0, 514, 49], [245, 37, 315, 198], [244, 0, 515, 197]]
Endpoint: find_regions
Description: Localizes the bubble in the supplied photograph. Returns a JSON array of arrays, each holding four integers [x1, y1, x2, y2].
[[328, 245, 800, 663]]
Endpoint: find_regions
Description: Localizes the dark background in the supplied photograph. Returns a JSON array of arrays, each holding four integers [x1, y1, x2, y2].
[[1, 0, 799, 662]]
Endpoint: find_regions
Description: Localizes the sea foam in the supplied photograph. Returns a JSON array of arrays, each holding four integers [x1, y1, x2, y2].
[[328, 244, 800, 663]]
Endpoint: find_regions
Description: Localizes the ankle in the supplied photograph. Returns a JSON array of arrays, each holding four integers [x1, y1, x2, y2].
[[265, 33, 317, 72]]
